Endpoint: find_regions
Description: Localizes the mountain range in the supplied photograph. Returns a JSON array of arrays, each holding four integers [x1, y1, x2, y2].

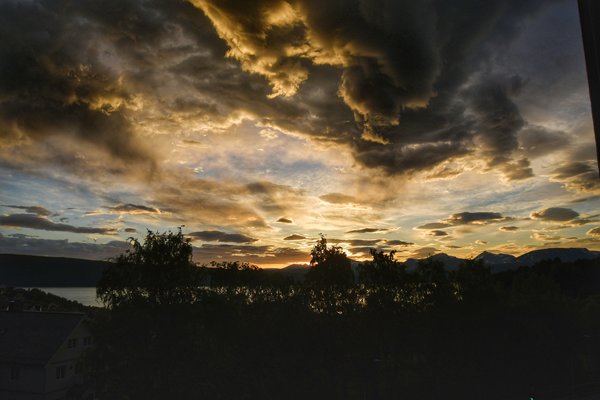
[[1, 247, 599, 287]]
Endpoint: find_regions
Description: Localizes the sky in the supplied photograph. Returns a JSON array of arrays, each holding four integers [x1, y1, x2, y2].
[[1, 0, 599, 267]]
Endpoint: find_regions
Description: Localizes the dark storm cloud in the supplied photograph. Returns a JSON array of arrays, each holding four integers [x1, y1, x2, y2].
[[191, 0, 559, 177], [5, 205, 51, 216], [0, 0, 566, 183], [346, 228, 388, 234], [0, 233, 128, 260], [283, 234, 307, 241], [276, 217, 293, 223], [531, 207, 579, 221], [188, 230, 258, 244], [0, 213, 115, 235]]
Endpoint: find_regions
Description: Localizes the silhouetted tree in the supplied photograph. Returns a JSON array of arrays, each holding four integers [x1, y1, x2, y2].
[[96, 228, 203, 308], [359, 249, 405, 286], [305, 235, 354, 287]]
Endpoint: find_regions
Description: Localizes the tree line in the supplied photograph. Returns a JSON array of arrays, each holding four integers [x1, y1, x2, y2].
[[87, 229, 600, 400]]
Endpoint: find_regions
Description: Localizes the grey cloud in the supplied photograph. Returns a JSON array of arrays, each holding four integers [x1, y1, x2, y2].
[[519, 126, 570, 158], [346, 228, 388, 234], [277, 217, 293, 223], [444, 212, 507, 225], [284, 234, 307, 241], [587, 227, 600, 236], [124, 228, 137, 233], [531, 207, 579, 222], [188, 230, 258, 244], [385, 240, 413, 246], [550, 162, 600, 193], [500, 226, 519, 231], [429, 230, 448, 237], [0, 234, 127, 260], [5, 205, 51, 216], [110, 204, 159, 214], [417, 222, 452, 230], [0, 213, 116, 235]]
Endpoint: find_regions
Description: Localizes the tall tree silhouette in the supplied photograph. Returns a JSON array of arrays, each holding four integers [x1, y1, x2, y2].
[[97, 228, 202, 308], [305, 235, 354, 287]]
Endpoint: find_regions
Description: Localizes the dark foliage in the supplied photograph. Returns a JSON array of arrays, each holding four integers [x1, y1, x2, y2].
[[89, 233, 600, 399]]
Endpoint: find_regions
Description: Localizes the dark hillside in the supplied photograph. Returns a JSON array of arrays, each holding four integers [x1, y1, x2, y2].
[[0, 254, 111, 287]]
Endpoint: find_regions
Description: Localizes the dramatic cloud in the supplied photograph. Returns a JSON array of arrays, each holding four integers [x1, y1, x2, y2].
[[531, 207, 579, 222], [188, 230, 258, 243], [0, 0, 597, 264], [0, 214, 115, 235]]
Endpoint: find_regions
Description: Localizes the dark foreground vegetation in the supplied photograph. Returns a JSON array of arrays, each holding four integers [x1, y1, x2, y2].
[[87, 230, 600, 400]]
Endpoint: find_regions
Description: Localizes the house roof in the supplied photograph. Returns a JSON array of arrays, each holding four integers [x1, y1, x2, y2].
[[0, 311, 85, 365]]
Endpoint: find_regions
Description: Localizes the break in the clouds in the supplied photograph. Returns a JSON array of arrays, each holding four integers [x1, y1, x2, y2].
[[0, 214, 115, 235], [0, 0, 598, 264]]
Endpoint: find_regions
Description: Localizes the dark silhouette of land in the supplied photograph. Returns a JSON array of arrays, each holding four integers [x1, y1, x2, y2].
[[3, 231, 600, 399]]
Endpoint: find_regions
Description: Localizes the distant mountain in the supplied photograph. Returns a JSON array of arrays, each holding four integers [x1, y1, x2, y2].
[[0, 254, 111, 287], [403, 253, 464, 271], [516, 248, 600, 266], [475, 251, 518, 272], [282, 263, 310, 271], [402, 248, 600, 273]]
